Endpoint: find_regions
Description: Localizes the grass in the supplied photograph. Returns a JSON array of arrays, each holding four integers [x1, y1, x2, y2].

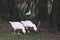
[[0, 31, 60, 40]]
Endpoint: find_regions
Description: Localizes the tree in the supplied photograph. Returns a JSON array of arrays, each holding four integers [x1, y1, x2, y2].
[[35, 0, 48, 27], [49, 0, 60, 30], [37, 0, 48, 21], [8, 0, 20, 21], [0, 0, 11, 21]]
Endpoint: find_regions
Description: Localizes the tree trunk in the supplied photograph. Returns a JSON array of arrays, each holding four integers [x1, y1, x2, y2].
[[36, 0, 48, 22], [35, 0, 48, 27], [49, 0, 60, 30], [9, 0, 20, 21]]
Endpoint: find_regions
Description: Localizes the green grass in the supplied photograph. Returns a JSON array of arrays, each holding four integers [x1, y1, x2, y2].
[[0, 31, 60, 40]]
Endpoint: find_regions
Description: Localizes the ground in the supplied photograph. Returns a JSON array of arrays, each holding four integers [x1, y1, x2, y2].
[[0, 21, 60, 40], [0, 31, 60, 40]]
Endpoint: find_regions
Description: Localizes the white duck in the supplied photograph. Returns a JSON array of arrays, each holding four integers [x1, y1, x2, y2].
[[21, 20, 37, 33], [9, 21, 26, 34], [25, 10, 31, 15]]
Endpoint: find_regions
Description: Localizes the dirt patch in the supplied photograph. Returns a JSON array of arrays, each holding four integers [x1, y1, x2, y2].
[[0, 21, 60, 35], [0, 21, 13, 32]]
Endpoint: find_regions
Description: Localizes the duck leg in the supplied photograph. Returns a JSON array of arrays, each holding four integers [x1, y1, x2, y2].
[[17, 30, 20, 34], [14, 30, 16, 34], [26, 28, 30, 33]]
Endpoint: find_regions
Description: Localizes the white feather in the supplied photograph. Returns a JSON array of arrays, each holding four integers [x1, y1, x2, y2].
[[21, 20, 37, 31], [9, 21, 26, 33]]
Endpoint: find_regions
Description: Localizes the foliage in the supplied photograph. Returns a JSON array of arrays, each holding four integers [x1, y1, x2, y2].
[[48, 0, 53, 15], [17, 0, 35, 20]]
